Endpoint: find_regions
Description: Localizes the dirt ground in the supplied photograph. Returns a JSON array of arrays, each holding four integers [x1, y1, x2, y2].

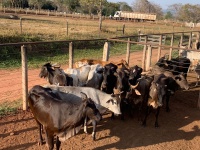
[[1, 49, 200, 150]]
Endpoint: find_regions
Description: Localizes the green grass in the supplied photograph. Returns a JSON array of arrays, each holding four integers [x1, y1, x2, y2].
[[0, 100, 22, 116], [0, 42, 144, 69]]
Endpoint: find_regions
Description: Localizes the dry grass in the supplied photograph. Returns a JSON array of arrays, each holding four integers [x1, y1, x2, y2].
[[0, 13, 199, 41]]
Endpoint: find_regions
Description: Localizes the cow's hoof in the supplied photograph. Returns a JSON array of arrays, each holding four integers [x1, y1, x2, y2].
[[166, 108, 170, 112], [141, 122, 146, 127], [38, 141, 44, 146], [155, 123, 159, 128]]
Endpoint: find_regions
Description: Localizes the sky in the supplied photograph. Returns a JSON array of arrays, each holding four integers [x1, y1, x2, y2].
[[107, 0, 199, 9]]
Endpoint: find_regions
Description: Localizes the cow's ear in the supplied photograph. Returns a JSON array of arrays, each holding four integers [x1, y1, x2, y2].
[[80, 92, 88, 102], [114, 72, 118, 77], [124, 69, 130, 75], [175, 76, 181, 81]]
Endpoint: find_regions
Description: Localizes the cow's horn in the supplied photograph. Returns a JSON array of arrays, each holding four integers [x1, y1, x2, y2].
[[52, 63, 61, 68], [131, 82, 139, 89]]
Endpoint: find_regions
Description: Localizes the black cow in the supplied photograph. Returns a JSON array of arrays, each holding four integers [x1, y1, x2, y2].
[[39, 63, 73, 86], [145, 74, 169, 127], [128, 65, 143, 85], [112, 67, 130, 120], [151, 65, 190, 112], [155, 56, 191, 79], [101, 63, 118, 94], [126, 75, 154, 124], [28, 85, 101, 150]]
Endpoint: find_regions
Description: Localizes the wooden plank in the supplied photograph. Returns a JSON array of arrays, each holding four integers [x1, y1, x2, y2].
[[21, 45, 28, 111], [142, 36, 147, 70], [103, 42, 110, 61], [169, 33, 174, 60], [69, 42, 73, 68], [157, 35, 163, 61], [126, 38, 131, 64], [146, 45, 152, 71], [188, 32, 192, 48]]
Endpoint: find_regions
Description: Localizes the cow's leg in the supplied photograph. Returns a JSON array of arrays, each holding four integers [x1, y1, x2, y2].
[[155, 107, 160, 128], [84, 117, 88, 134], [45, 129, 54, 150], [120, 100, 125, 120], [56, 136, 61, 150], [92, 120, 97, 141], [165, 94, 170, 112], [142, 106, 151, 127], [36, 120, 44, 146], [111, 112, 115, 120], [195, 75, 200, 86]]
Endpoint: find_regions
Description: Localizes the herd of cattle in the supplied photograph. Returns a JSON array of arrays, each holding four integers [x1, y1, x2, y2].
[[28, 56, 200, 150]]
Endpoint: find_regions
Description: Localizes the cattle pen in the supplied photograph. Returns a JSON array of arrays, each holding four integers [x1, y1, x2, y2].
[[0, 30, 200, 111]]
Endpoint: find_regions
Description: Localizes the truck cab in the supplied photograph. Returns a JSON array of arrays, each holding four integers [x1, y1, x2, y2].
[[114, 11, 121, 19]]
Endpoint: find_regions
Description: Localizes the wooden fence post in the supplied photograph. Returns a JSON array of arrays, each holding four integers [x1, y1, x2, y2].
[[20, 18, 22, 34], [69, 42, 74, 69], [142, 35, 147, 70], [188, 31, 192, 48], [122, 24, 125, 35], [21, 45, 28, 111], [169, 33, 174, 60], [146, 45, 152, 71], [195, 32, 200, 49], [179, 33, 184, 56], [66, 20, 68, 36], [157, 34, 163, 61], [102, 42, 110, 61], [126, 38, 131, 64]]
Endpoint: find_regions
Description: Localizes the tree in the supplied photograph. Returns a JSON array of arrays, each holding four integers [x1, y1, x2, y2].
[[132, 0, 163, 19], [168, 3, 182, 20], [132, 0, 151, 13], [103, 2, 119, 16], [118, 2, 132, 11], [168, 3, 200, 23], [28, 0, 46, 10], [66, 0, 80, 12], [79, 0, 106, 15], [164, 11, 173, 19]]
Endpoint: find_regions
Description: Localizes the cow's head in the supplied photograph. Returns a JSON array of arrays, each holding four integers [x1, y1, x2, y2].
[[149, 75, 168, 108], [174, 73, 189, 90], [39, 63, 53, 78], [113, 68, 129, 94], [101, 63, 117, 92], [106, 93, 121, 115], [128, 65, 143, 85]]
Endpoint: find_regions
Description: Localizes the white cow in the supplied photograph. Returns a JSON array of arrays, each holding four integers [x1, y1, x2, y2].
[[44, 85, 121, 115], [86, 64, 104, 89], [64, 65, 91, 86]]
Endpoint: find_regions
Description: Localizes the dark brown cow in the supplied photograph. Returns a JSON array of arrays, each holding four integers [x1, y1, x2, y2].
[[28, 85, 101, 150]]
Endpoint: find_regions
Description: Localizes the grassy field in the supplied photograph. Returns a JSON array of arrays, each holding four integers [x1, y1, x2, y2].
[[0, 13, 195, 41]]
